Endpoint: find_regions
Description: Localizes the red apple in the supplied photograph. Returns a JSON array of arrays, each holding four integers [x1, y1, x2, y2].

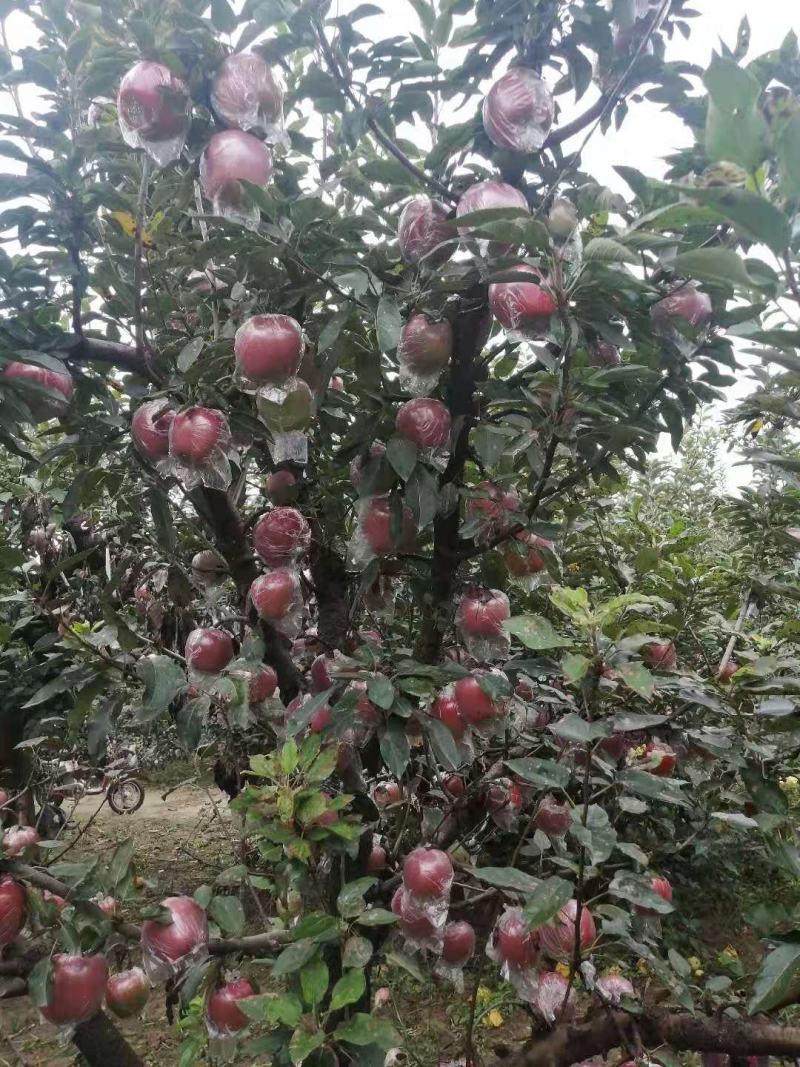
[[350, 440, 391, 491], [117, 61, 188, 144], [430, 690, 466, 739], [395, 398, 451, 449], [361, 496, 417, 556], [403, 847, 453, 899], [503, 532, 552, 577], [456, 180, 529, 235], [494, 910, 538, 967], [442, 921, 475, 965], [535, 970, 575, 1023], [0, 788, 8, 809], [596, 973, 635, 1004], [643, 741, 676, 777], [266, 469, 299, 504], [642, 641, 677, 671], [367, 844, 388, 874], [373, 780, 402, 807], [43, 889, 68, 911], [487, 779, 523, 816], [106, 967, 150, 1019], [0, 876, 25, 947], [443, 774, 465, 799], [719, 660, 738, 683], [308, 703, 332, 733], [310, 654, 335, 693], [398, 313, 453, 376], [250, 569, 300, 623], [141, 896, 208, 963], [482, 67, 554, 152], [650, 286, 713, 333], [539, 899, 596, 961], [249, 665, 278, 703], [489, 264, 556, 336], [533, 795, 571, 836], [169, 407, 229, 463], [4, 360, 74, 420], [398, 197, 453, 266], [211, 51, 282, 133], [454, 674, 501, 725], [200, 129, 273, 203], [458, 588, 510, 638], [234, 314, 303, 385], [191, 549, 228, 586], [391, 886, 437, 941], [206, 978, 255, 1035], [253, 507, 311, 566], [185, 628, 234, 673], [2, 825, 39, 856], [41, 954, 108, 1026]]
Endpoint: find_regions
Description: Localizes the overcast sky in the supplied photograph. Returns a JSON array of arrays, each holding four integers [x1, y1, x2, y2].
[[4, 1, 798, 489]]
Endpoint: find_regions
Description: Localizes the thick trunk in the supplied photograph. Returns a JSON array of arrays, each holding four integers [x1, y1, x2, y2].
[[72, 1012, 145, 1067]]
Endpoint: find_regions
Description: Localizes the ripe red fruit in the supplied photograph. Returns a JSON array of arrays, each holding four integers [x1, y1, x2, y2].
[[248, 665, 278, 703], [398, 313, 453, 376], [430, 690, 466, 739], [4, 361, 74, 419], [43, 889, 68, 911], [200, 130, 274, 204], [642, 640, 677, 671], [539, 899, 596, 961], [719, 660, 738, 683], [503, 532, 552, 577], [106, 967, 150, 1019], [207, 978, 255, 1035], [141, 896, 208, 964], [2, 825, 39, 856], [308, 703, 332, 733], [487, 779, 523, 815], [533, 795, 572, 836], [185, 628, 234, 674], [458, 588, 510, 638], [391, 887, 437, 941], [403, 847, 453, 899], [367, 844, 388, 874], [310, 654, 335, 693], [170, 407, 228, 463], [191, 549, 227, 587], [454, 675, 501, 725], [395, 398, 451, 449], [494, 910, 537, 967], [644, 741, 676, 777], [443, 774, 465, 799], [596, 973, 635, 1004], [0, 876, 26, 947], [373, 780, 402, 807], [253, 507, 311, 566], [398, 197, 453, 266], [456, 180, 529, 235], [117, 61, 189, 144], [489, 264, 556, 337], [211, 52, 282, 133], [466, 481, 521, 541], [266, 469, 299, 504], [442, 921, 475, 965], [41, 954, 108, 1025], [361, 496, 417, 556], [250, 569, 300, 623], [651, 286, 712, 333], [234, 314, 303, 385], [482, 67, 554, 152], [535, 970, 575, 1023]]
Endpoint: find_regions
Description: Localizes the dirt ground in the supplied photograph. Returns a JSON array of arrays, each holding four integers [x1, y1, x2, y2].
[[0, 779, 235, 1066]]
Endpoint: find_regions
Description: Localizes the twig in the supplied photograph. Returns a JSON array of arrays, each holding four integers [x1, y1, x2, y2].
[[45, 792, 109, 864]]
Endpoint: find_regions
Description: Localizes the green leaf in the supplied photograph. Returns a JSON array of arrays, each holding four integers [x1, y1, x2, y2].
[[405, 465, 439, 530], [337, 878, 376, 919], [376, 294, 402, 353], [263, 993, 303, 1028], [617, 662, 655, 699], [379, 717, 410, 778], [135, 655, 186, 721], [504, 757, 571, 789], [664, 184, 791, 254], [367, 675, 395, 710], [522, 876, 574, 928], [571, 805, 617, 865], [426, 716, 461, 770], [704, 54, 769, 172], [503, 615, 571, 650], [583, 237, 638, 265], [674, 248, 759, 293], [386, 435, 417, 481], [612, 712, 667, 732], [27, 958, 53, 1009], [300, 956, 329, 1008], [272, 939, 318, 977], [280, 739, 299, 775], [550, 586, 591, 622], [334, 1014, 398, 1049], [329, 969, 366, 1012], [108, 838, 135, 886], [749, 942, 800, 1012], [209, 895, 245, 936], [472, 867, 540, 893], [620, 769, 690, 808], [343, 935, 373, 968], [177, 336, 204, 372], [562, 653, 591, 683], [289, 1028, 324, 1066], [356, 908, 398, 927], [385, 949, 425, 982], [549, 713, 610, 744], [776, 112, 800, 200]]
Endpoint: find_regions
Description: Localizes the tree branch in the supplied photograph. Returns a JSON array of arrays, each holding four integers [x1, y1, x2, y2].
[[67, 335, 160, 383]]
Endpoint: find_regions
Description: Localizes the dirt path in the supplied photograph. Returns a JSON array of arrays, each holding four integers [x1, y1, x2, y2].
[[0, 780, 237, 1065]]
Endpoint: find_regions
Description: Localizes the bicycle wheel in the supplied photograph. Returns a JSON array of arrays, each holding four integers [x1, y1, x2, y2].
[[107, 779, 144, 814]]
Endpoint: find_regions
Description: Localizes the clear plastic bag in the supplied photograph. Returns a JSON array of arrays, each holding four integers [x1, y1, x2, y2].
[[211, 52, 284, 142], [253, 507, 311, 566], [456, 588, 511, 663], [397, 313, 453, 396], [482, 68, 554, 153], [534, 971, 575, 1024], [249, 567, 304, 639], [397, 197, 454, 267], [349, 495, 416, 568], [165, 407, 234, 491], [234, 315, 304, 391], [117, 61, 190, 168]]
